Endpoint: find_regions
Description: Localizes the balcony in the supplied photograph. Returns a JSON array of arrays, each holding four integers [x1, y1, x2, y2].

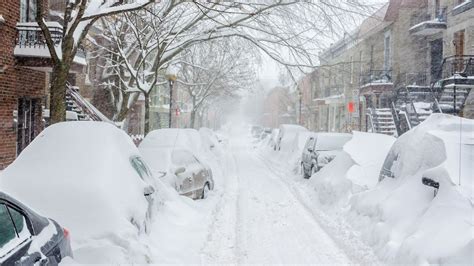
[[14, 22, 86, 73], [359, 70, 393, 95], [409, 11, 447, 36]]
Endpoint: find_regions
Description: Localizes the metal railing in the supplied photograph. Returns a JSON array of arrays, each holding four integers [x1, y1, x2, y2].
[[15, 22, 86, 58], [359, 70, 392, 86], [440, 55, 474, 79]]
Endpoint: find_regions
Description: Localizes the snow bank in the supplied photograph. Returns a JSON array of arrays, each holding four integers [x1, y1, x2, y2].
[[349, 114, 474, 264], [309, 132, 395, 209], [0, 122, 152, 263], [277, 124, 308, 153]]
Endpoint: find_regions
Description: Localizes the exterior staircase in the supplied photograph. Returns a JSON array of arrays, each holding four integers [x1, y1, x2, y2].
[[367, 108, 397, 136]]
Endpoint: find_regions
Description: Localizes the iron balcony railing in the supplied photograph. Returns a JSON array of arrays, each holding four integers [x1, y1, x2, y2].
[[359, 70, 392, 86], [15, 22, 86, 58], [440, 55, 474, 79]]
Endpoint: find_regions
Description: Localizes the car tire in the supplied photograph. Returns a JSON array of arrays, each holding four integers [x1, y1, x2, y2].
[[311, 165, 319, 176], [302, 164, 310, 179], [201, 183, 211, 199]]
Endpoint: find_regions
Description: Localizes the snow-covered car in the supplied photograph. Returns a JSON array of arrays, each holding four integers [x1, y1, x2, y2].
[[0, 192, 72, 265], [275, 124, 308, 151], [250, 125, 263, 138], [139, 146, 214, 200], [350, 114, 473, 264], [301, 133, 352, 178], [140, 129, 214, 199], [0, 122, 155, 262]]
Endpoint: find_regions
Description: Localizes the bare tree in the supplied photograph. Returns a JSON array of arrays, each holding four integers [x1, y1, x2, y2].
[[35, 0, 154, 124], [178, 39, 258, 128], [96, 0, 375, 133]]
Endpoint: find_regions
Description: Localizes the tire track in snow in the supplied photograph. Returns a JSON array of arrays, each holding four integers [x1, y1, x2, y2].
[[200, 143, 242, 264], [231, 147, 351, 264], [256, 151, 382, 265]]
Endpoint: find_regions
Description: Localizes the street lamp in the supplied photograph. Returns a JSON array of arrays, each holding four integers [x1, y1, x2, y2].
[[165, 66, 178, 128]]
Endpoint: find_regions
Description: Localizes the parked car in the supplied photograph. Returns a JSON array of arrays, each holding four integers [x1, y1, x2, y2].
[[250, 125, 263, 138], [140, 129, 215, 200], [0, 192, 72, 265], [275, 124, 308, 151], [301, 133, 352, 178], [0, 122, 155, 262]]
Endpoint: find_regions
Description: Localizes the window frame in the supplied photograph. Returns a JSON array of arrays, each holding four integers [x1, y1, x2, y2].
[[0, 202, 33, 260]]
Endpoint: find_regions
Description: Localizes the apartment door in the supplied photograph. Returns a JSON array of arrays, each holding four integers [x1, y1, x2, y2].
[[431, 39, 443, 81], [454, 30, 465, 72], [17, 98, 39, 155]]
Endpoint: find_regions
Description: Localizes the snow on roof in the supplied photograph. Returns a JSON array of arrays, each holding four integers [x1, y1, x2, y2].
[[0, 122, 149, 241]]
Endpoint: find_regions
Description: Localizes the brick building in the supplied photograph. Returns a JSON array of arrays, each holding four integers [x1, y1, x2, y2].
[[0, 0, 87, 169], [306, 0, 473, 136]]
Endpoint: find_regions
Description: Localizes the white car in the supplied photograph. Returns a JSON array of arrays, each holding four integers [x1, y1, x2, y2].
[[0, 122, 156, 261], [140, 129, 215, 199], [275, 124, 308, 151], [301, 133, 352, 178]]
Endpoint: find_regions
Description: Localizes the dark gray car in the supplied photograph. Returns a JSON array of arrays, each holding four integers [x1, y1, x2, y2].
[[0, 192, 72, 265]]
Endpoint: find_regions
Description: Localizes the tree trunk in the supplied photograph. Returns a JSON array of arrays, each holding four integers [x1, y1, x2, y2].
[[144, 92, 150, 135], [190, 109, 196, 129], [116, 92, 131, 122], [49, 64, 69, 124]]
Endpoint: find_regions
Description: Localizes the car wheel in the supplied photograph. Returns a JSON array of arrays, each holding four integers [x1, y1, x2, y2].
[[302, 164, 311, 179], [311, 165, 319, 176], [201, 183, 211, 199]]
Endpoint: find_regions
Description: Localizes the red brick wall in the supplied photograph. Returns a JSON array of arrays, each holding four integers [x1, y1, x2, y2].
[[0, 0, 47, 169]]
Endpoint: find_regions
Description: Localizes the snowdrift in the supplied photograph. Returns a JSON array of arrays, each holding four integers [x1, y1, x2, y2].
[[302, 114, 473, 264], [309, 131, 395, 209], [349, 114, 474, 264], [0, 122, 156, 263]]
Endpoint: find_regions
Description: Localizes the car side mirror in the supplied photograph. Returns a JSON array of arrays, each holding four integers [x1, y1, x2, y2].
[[144, 185, 155, 197], [210, 144, 215, 149], [422, 177, 439, 197], [175, 167, 186, 175], [308, 147, 314, 152]]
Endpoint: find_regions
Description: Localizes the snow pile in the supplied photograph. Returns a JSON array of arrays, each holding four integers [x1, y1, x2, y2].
[[309, 132, 395, 209], [277, 124, 308, 153], [348, 114, 474, 264], [0, 122, 154, 263]]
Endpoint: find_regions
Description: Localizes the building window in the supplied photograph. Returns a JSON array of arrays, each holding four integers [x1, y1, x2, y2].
[[384, 31, 392, 71], [20, 0, 37, 23]]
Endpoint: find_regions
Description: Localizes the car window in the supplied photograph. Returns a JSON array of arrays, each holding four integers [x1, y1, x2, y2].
[[0, 204, 17, 250], [130, 156, 152, 182], [0, 204, 31, 258], [305, 138, 315, 150], [7, 207, 30, 239], [379, 149, 399, 181]]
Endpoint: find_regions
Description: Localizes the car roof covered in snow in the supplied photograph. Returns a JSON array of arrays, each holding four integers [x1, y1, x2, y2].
[[0, 122, 149, 240], [278, 124, 308, 133], [140, 128, 202, 153], [314, 133, 353, 151]]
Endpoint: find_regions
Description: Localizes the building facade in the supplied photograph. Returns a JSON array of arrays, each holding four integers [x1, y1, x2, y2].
[[306, 0, 474, 136]]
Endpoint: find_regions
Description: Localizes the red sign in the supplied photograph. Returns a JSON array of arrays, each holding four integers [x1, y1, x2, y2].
[[175, 108, 180, 117], [348, 101, 355, 113]]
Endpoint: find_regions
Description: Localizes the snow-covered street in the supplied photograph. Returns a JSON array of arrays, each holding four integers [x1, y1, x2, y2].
[[202, 138, 350, 264]]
